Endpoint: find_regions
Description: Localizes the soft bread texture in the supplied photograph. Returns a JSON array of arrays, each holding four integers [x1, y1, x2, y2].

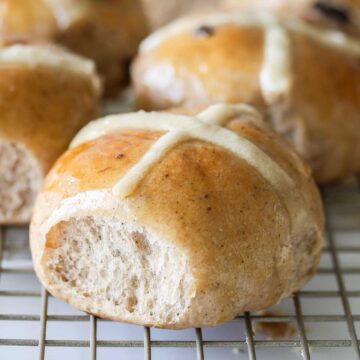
[[0, 0, 148, 96], [132, 11, 360, 184], [225, 0, 360, 37], [31, 104, 324, 329], [0, 43, 100, 224], [0, 141, 42, 224]]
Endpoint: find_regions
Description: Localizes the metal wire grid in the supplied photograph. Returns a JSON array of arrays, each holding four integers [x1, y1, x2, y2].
[[0, 184, 359, 360]]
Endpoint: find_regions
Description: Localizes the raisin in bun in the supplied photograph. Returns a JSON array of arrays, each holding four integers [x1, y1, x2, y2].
[[132, 11, 360, 184], [225, 0, 360, 37], [0, 0, 148, 96], [30, 103, 324, 329], [0, 42, 100, 224]]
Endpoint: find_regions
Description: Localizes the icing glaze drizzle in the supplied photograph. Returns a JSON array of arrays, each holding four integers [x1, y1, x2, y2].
[[260, 24, 293, 104], [114, 129, 190, 198], [71, 104, 292, 200]]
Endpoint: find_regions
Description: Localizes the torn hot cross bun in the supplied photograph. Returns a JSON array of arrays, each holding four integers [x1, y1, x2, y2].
[[132, 11, 360, 183], [30, 104, 324, 329], [0, 42, 100, 224]]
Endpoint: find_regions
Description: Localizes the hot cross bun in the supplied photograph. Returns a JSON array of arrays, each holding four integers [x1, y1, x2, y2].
[[132, 11, 360, 183], [30, 104, 324, 328], [0, 42, 100, 224]]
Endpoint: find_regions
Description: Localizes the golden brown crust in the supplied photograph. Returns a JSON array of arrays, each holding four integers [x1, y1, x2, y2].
[[43, 116, 317, 204], [132, 21, 360, 183], [133, 25, 266, 110]]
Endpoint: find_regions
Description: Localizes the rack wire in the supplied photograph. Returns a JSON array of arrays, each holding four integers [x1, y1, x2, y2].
[[0, 181, 359, 360]]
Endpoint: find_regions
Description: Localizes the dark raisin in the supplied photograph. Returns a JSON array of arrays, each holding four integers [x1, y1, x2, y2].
[[313, 1, 350, 23], [115, 153, 125, 159], [193, 25, 215, 38]]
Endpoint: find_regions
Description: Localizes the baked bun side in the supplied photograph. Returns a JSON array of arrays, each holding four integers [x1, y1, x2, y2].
[[132, 11, 360, 183], [31, 104, 324, 329], [0, 43, 100, 224]]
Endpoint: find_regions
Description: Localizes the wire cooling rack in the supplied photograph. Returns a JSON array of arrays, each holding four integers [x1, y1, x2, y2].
[[0, 180, 359, 360]]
